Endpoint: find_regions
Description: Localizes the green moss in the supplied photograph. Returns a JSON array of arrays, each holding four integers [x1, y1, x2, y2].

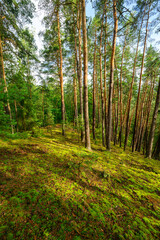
[[0, 126, 160, 239]]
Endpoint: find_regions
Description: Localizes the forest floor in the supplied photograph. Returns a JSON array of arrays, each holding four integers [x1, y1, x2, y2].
[[0, 125, 160, 240]]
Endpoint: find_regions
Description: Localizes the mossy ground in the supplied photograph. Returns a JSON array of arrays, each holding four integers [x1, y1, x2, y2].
[[0, 125, 160, 239]]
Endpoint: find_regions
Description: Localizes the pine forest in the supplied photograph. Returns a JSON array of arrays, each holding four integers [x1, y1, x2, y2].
[[0, 0, 160, 239]]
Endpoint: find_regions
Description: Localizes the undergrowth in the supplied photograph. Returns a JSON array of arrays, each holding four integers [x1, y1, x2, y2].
[[0, 125, 160, 239]]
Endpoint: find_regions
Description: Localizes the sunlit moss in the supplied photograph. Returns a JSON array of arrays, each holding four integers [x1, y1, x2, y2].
[[0, 126, 160, 239]]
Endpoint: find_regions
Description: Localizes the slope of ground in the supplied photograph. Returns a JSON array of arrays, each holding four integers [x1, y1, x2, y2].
[[0, 126, 160, 239]]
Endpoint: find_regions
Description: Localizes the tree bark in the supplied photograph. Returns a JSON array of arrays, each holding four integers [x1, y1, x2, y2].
[[146, 77, 160, 158], [14, 100, 18, 132], [77, 0, 84, 142], [104, 9, 108, 146], [42, 87, 45, 126], [112, 85, 115, 142], [124, 10, 145, 151], [0, 34, 14, 134], [152, 134, 160, 160], [106, 0, 118, 150], [97, 82, 101, 127], [143, 76, 155, 154], [99, 9, 105, 146], [136, 78, 149, 151], [92, 28, 97, 140], [73, 57, 78, 126], [114, 72, 119, 145], [132, 6, 150, 152], [81, 0, 91, 150], [27, 55, 32, 99], [57, 9, 65, 136], [119, 36, 126, 147]]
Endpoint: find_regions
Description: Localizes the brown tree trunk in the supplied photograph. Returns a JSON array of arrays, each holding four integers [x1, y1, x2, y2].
[[112, 85, 115, 142], [114, 73, 119, 145], [0, 34, 14, 134], [73, 58, 78, 126], [92, 28, 97, 140], [106, 0, 118, 150], [146, 77, 160, 158], [73, 20, 79, 127], [124, 10, 145, 151], [104, 9, 108, 146], [136, 78, 149, 151], [42, 87, 45, 126], [143, 76, 155, 154], [97, 87, 101, 127], [77, 0, 84, 142], [14, 100, 18, 132], [57, 9, 65, 136], [99, 8, 105, 146], [152, 134, 160, 160], [82, 0, 91, 150], [119, 37, 126, 147], [27, 55, 32, 99], [132, 6, 150, 152]]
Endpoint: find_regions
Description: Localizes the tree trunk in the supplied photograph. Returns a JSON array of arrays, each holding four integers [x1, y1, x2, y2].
[[106, 0, 118, 150], [143, 76, 155, 154], [124, 10, 145, 151], [97, 85, 101, 127], [27, 55, 32, 99], [152, 134, 160, 160], [14, 100, 18, 132], [73, 19, 79, 127], [77, 0, 84, 142], [92, 28, 97, 140], [82, 0, 91, 150], [146, 77, 160, 158], [104, 9, 108, 146], [136, 78, 149, 151], [73, 58, 78, 126], [99, 9, 105, 146], [42, 87, 45, 126], [0, 34, 14, 134], [132, 6, 150, 152], [119, 37, 126, 147], [114, 73, 119, 145], [112, 85, 115, 142], [57, 9, 65, 136]]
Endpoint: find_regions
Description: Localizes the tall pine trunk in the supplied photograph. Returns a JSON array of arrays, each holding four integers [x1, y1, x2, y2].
[[104, 9, 108, 146], [124, 11, 145, 151], [92, 28, 97, 140], [119, 37, 126, 147], [143, 76, 155, 154], [77, 0, 84, 142], [73, 58, 78, 126], [132, 6, 150, 152], [106, 0, 118, 150], [146, 78, 160, 158], [114, 72, 119, 145], [82, 0, 91, 150], [14, 100, 18, 132], [152, 134, 160, 160], [99, 10, 105, 146], [136, 79, 149, 151], [0, 34, 14, 134], [57, 9, 65, 136]]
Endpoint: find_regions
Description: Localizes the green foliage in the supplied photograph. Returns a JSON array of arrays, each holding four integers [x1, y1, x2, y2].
[[0, 130, 31, 139]]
